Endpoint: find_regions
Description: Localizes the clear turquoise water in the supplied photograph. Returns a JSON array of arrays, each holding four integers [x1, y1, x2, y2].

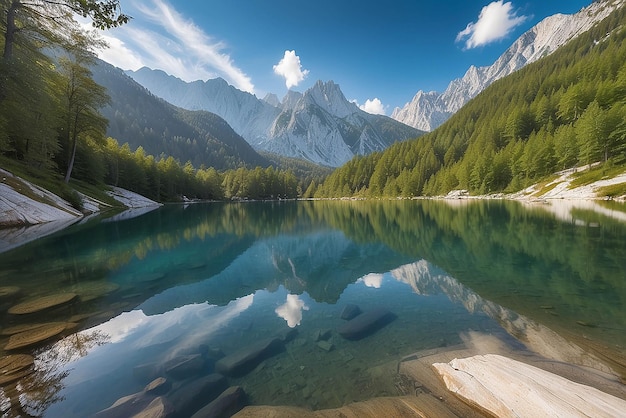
[[0, 200, 625, 416]]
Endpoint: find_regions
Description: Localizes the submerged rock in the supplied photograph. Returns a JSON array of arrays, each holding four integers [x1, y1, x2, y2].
[[0, 286, 20, 301], [164, 354, 206, 380], [133, 362, 162, 384], [4, 322, 73, 350], [133, 397, 174, 418], [94, 391, 157, 418], [0, 354, 34, 385], [8, 293, 77, 314], [336, 307, 396, 340], [168, 373, 227, 417], [316, 341, 334, 352], [215, 338, 283, 377], [340, 304, 361, 320], [145, 377, 171, 396], [191, 386, 246, 418], [313, 329, 332, 342]]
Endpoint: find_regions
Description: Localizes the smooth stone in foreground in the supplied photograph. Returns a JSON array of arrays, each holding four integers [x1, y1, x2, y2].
[[432, 354, 626, 418], [215, 338, 283, 377], [191, 386, 245, 418], [94, 391, 156, 418], [132, 397, 174, 418], [167, 373, 227, 417], [336, 307, 396, 340]]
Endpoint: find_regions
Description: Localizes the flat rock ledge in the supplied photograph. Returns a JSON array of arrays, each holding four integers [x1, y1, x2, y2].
[[432, 354, 626, 417]]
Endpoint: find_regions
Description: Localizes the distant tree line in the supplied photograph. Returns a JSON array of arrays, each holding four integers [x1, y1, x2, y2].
[[314, 6, 626, 198], [102, 138, 301, 201]]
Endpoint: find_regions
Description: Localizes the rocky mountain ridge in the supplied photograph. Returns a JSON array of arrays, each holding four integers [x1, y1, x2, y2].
[[392, 0, 625, 131], [126, 69, 422, 167]]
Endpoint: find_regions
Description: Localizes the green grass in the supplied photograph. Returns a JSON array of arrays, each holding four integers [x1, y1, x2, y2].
[[534, 181, 561, 197], [569, 163, 626, 189], [596, 182, 626, 198]]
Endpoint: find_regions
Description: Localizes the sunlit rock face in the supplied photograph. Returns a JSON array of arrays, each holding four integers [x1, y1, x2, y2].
[[125, 70, 421, 167]]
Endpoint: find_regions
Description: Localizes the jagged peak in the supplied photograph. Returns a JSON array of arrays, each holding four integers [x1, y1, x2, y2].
[[304, 80, 358, 118], [263, 93, 280, 107]]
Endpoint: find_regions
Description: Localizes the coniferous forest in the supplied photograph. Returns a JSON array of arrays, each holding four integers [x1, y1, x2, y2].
[[315, 6, 626, 198]]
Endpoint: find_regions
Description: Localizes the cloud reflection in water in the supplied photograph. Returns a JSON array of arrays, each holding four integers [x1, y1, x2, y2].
[[275, 294, 309, 327]]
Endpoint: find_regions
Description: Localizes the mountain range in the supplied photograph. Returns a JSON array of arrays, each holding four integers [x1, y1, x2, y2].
[[126, 70, 422, 167], [391, 0, 625, 131], [90, 60, 270, 170], [97, 0, 622, 171]]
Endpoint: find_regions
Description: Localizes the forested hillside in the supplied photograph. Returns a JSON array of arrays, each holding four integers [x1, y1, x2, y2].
[[92, 60, 270, 170], [315, 5, 626, 198], [0, 2, 324, 205]]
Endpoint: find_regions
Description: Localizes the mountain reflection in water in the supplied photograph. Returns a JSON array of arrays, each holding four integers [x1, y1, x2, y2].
[[0, 200, 624, 416]]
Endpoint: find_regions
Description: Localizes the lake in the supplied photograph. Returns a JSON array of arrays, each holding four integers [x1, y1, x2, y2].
[[1, 199, 625, 416]]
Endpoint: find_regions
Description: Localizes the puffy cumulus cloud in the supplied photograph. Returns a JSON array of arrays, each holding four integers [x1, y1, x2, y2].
[[273, 50, 309, 89], [359, 98, 387, 115], [94, 0, 254, 93], [456, 1, 529, 49]]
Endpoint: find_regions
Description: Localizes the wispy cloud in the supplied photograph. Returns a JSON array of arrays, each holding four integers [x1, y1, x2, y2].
[[273, 50, 309, 89], [95, 0, 254, 93], [358, 98, 387, 115], [456, 1, 529, 49]]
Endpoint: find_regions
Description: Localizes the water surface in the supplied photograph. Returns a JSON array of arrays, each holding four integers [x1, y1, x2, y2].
[[0, 200, 624, 416]]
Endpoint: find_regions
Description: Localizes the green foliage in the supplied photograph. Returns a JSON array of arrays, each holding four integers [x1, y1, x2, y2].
[[596, 182, 626, 198], [319, 5, 626, 197]]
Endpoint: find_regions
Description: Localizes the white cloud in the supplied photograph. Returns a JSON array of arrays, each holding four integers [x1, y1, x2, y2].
[[456, 1, 528, 49], [95, 0, 254, 93], [97, 34, 145, 71], [273, 50, 309, 89], [359, 98, 387, 115]]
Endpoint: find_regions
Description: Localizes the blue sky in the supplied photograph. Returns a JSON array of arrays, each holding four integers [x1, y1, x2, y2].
[[97, 0, 592, 114]]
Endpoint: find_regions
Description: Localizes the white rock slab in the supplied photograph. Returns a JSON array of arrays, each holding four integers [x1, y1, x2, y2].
[[106, 186, 161, 208], [0, 183, 80, 226], [433, 354, 626, 417]]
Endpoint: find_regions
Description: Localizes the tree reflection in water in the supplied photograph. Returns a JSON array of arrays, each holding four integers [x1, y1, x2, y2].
[[0, 330, 109, 417]]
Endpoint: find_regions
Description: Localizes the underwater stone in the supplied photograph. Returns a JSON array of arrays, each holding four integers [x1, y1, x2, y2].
[[133, 362, 162, 384], [340, 304, 361, 320], [191, 386, 246, 418], [8, 293, 77, 314], [167, 373, 227, 417], [94, 391, 156, 418], [215, 338, 283, 377], [133, 397, 174, 418], [313, 329, 332, 342], [4, 322, 71, 350], [337, 307, 396, 340], [317, 341, 334, 352], [164, 354, 206, 380], [144, 377, 171, 396]]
